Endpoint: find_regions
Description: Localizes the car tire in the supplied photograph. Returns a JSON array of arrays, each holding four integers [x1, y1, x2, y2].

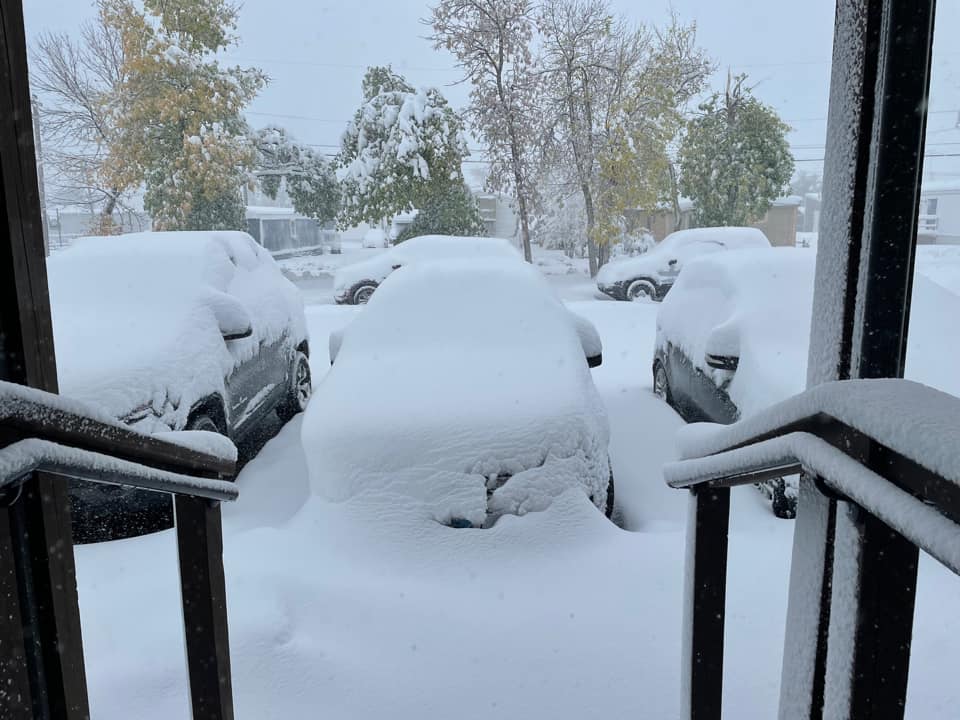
[[278, 351, 312, 422], [351, 282, 378, 305], [186, 413, 223, 434], [626, 278, 657, 302], [653, 361, 672, 404]]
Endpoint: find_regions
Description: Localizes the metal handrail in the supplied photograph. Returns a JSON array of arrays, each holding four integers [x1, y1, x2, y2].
[[0, 379, 235, 479], [0, 438, 238, 503], [667, 379, 960, 720], [0, 380, 239, 720], [666, 430, 960, 575]]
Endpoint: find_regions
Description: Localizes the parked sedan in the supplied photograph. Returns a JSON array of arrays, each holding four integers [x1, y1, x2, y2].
[[307, 258, 613, 527], [48, 231, 311, 540], [652, 247, 960, 518], [333, 234, 521, 304], [596, 227, 770, 302]]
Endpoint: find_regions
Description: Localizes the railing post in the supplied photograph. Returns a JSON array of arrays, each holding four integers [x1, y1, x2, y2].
[[681, 486, 729, 720], [0, 1, 90, 716], [778, 477, 836, 720], [175, 496, 234, 720]]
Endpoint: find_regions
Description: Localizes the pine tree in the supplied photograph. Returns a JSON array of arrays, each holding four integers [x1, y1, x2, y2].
[[679, 74, 794, 227], [337, 66, 469, 229], [100, 0, 265, 231]]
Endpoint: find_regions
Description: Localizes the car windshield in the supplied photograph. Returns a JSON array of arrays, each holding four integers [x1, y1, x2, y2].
[[10, 0, 960, 717]]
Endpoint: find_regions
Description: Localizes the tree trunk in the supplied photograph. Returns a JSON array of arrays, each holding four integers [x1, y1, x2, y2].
[[507, 122, 533, 263], [581, 181, 599, 276]]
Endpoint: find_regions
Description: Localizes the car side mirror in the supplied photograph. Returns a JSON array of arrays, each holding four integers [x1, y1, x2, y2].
[[567, 311, 603, 369], [704, 323, 739, 372], [705, 353, 738, 371], [391, 264, 402, 270], [209, 292, 254, 341], [222, 325, 253, 341]]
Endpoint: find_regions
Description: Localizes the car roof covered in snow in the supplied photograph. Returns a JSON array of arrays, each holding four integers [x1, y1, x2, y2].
[[658, 226, 770, 252], [333, 234, 521, 294], [305, 258, 609, 522], [596, 227, 770, 285], [48, 231, 306, 428], [656, 247, 960, 419]]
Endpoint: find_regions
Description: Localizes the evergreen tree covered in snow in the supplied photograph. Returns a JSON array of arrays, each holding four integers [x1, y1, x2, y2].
[[431, 0, 542, 263], [100, 0, 265, 231], [337, 66, 469, 229], [395, 185, 486, 242], [679, 74, 794, 227], [255, 126, 340, 224]]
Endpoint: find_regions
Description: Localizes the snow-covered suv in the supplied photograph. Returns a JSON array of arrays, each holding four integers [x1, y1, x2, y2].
[[309, 258, 613, 527], [48, 231, 310, 540]]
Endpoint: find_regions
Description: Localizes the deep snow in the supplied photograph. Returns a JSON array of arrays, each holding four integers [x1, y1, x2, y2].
[[72, 253, 960, 719]]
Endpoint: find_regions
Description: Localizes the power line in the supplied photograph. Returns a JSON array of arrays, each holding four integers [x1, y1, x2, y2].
[[224, 55, 460, 74]]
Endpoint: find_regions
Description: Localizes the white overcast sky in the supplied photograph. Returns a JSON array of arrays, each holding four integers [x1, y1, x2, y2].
[[22, 0, 960, 178]]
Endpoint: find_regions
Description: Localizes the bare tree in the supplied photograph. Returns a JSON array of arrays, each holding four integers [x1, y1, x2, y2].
[[538, 1, 711, 274], [31, 2, 127, 228], [431, 0, 541, 262]]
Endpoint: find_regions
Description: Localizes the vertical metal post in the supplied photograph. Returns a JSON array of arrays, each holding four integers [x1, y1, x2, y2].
[[778, 479, 837, 720], [781, 0, 936, 718], [175, 496, 234, 720], [30, 95, 49, 257], [0, 1, 89, 718], [681, 487, 729, 720]]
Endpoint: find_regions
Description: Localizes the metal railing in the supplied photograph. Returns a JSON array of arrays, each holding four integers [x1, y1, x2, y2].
[[666, 379, 960, 720], [0, 381, 238, 720]]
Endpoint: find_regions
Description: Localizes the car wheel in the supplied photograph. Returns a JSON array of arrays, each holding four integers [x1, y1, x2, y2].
[[653, 361, 672, 404], [186, 412, 225, 435], [352, 283, 377, 304], [278, 351, 312, 421], [626, 278, 657, 302]]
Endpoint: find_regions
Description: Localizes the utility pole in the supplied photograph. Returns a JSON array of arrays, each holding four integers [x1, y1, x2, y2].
[[30, 94, 50, 256]]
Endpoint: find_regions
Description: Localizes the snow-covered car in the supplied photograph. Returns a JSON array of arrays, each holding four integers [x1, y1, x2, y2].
[[596, 227, 771, 302], [306, 259, 612, 527], [652, 247, 960, 517], [48, 231, 311, 539], [333, 234, 521, 305], [361, 227, 387, 248]]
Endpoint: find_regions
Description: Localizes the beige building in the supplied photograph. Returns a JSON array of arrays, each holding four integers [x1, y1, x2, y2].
[[636, 196, 802, 247]]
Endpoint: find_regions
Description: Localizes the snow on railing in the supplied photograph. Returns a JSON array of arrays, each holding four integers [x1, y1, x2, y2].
[[665, 378, 960, 720], [0, 379, 238, 720]]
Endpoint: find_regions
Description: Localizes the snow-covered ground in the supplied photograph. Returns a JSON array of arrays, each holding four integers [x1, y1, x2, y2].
[[74, 245, 960, 719]]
